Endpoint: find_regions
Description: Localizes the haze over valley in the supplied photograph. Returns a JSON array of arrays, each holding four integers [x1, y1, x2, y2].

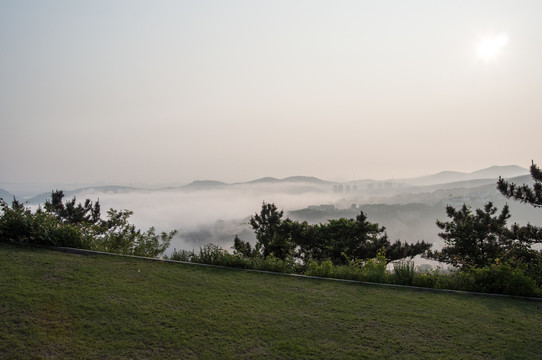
[[1, 1, 541, 260], [2, 165, 537, 257], [2, 3, 542, 358]]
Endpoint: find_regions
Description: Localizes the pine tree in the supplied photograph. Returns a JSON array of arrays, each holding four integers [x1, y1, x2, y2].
[[429, 202, 513, 268], [498, 161, 542, 208]]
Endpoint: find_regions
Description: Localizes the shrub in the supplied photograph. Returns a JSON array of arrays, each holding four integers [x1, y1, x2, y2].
[[306, 260, 334, 278], [305, 252, 389, 283], [362, 250, 389, 283], [169, 248, 196, 262], [0, 199, 36, 243], [331, 261, 364, 281], [251, 255, 298, 273], [0, 196, 175, 258], [458, 263, 538, 297], [392, 261, 416, 286]]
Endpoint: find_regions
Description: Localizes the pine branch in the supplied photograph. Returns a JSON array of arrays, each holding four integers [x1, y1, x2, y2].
[[497, 161, 542, 208]]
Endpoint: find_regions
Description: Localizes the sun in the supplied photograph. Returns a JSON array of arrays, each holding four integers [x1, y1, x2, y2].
[[477, 33, 508, 60]]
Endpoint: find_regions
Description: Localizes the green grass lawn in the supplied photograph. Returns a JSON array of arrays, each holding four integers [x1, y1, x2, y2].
[[1, 242, 541, 359]]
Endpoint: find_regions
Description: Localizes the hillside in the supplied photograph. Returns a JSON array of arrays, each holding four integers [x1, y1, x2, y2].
[[1, 242, 541, 359], [404, 165, 528, 186], [13, 165, 528, 204], [0, 188, 13, 201]]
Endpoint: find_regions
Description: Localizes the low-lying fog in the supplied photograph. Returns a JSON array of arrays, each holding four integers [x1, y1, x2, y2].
[[16, 168, 539, 261], [64, 182, 343, 255]]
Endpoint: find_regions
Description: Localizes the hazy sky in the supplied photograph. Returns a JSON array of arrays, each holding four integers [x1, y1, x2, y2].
[[1, 0, 541, 186]]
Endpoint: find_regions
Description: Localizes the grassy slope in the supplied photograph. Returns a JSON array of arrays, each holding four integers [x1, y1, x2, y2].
[[1, 243, 541, 360]]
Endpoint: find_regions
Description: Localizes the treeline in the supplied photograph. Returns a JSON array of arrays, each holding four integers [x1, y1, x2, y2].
[[0, 190, 175, 257], [234, 202, 431, 265], [172, 162, 542, 297], [2, 163, 541, 297]]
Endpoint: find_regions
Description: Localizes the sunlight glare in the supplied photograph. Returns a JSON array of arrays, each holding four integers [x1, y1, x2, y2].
[[477, 33, 508, 60]]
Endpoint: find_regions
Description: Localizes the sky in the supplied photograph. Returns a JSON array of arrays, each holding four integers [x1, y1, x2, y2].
[[1, 0, 541, 188]]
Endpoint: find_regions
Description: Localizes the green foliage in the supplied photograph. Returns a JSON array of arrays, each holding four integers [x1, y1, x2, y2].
[[410, 268, 443, 289], [168, 248, 195, 262], [305, 250, 389, 283], [421, 162, 542, 295], [498, 161, 542, 208], [176, 241, 541, 296], [392, 261, 416, 286], [0, 192, 175, 258], [171, 244, 300, 273], [192, 244, 239, 266], [0, 199, 84, 247], [249, 202, 289, 258], [250, 202, 284, 243], [0, 198, 38, 243], [44, 190, 101, 224], [249, 202, 431, 264], [250, 254, 299, 273], [167, 195, 542, 296], [428, 197, 542, 293], [91, 208, 176, 257], [232, 234, 255, 257], [456, 262, 538, 297], [362, 250, 389, 283], [4, 242, 542, 359], [306, 260, 336, 278], [430, 202, 513, 268]]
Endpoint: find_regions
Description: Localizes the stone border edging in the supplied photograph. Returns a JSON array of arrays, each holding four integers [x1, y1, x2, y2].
[[22, 243, 542, 302]]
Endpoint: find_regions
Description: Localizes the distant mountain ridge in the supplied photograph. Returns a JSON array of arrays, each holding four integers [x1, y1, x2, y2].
[[179, 180, 228, 191], [404, 165, 528, 186], [15, 165, 530, 203], [26, 186, 145, 204], [245, 176, 330, 184]]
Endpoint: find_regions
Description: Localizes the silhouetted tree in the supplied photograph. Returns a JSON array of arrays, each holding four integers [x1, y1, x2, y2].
[[44, 190, 101, 224], [232, 234, 255, 258], [1, 191, 175, 257], [309, 211, 431, 264], [249, 202, 294, 258], [429, 202, 513, 268], [248, 202, 431, 264], [498, 161, 542, 208]]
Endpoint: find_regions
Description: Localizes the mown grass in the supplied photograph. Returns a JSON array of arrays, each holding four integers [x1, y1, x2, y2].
[[1, 242, 541, 359]]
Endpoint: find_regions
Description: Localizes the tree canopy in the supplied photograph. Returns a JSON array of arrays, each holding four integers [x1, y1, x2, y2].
[[241, 202, 431, 264], [428, 162, 542, 285], [429, 202, 513, 268], [498, 161, 542, 208], [0, 191, 176, 258]]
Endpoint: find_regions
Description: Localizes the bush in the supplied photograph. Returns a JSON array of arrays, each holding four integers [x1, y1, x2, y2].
[[458, 263, 538, 297], [167, 242, 542, 297], [362, 250, 389, 283], [251, 255, 299, 273], [306, 260, 334, 278], [392, 261, 416, 286], [0, 196, 175, 258], [169, 248, 196, 262], [305, 251, 389, 283], [0, 199, 37, 243], [331, 261, 364, 281]]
